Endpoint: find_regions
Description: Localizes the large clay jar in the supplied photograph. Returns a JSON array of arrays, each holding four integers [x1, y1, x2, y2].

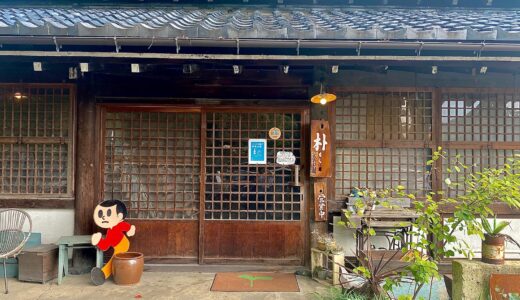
[[112, 252, 144, 285]]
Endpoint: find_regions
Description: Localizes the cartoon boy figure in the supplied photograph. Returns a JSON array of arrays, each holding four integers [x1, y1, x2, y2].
[[90, 199, 135, 286]]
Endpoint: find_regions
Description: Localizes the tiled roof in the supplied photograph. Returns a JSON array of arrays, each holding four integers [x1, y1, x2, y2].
[[1, 7, 520, 41]]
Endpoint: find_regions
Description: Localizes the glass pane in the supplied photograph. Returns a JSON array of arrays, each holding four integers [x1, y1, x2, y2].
[[103, 112, 201, 220]]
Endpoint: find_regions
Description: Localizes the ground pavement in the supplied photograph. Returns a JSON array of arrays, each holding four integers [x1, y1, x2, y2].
[[2, 270, 327, 300]]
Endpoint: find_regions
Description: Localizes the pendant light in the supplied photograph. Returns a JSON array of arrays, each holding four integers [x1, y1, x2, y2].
[[311, 83, 336, 105]]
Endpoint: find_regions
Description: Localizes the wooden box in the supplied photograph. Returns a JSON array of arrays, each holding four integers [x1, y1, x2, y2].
[[18, 244, 58, 283]]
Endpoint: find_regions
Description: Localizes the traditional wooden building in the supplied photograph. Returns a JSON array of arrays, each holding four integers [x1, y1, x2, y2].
[[1, 0, 520, 266]]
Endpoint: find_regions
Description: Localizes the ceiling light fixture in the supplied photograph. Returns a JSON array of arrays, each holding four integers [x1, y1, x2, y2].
[[13, 92, 27, 102], [311, 83, 336, 106]]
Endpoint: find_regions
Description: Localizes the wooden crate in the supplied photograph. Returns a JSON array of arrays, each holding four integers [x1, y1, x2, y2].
[[18, 244, 58, 283]]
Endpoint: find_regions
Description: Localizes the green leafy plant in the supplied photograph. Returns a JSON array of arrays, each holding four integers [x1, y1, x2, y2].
[[338, 150, 520, 300], [481, 217, 510, 236]]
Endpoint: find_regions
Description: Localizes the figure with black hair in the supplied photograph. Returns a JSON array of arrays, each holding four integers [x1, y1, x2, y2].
[[90, 199, 136, 286]]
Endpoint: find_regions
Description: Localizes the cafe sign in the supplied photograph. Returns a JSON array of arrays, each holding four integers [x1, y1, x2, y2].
[[310, 120, 332, 177], [276, 151, 296, 166]]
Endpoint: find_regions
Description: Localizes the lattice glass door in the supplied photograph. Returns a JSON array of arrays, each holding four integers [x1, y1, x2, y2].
[[202, 110, 306, 263], [102, 109, 201, 260], [205, 112, 303, 221]]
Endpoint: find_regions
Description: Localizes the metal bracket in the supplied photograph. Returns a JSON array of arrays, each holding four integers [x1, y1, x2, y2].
[[416, 42, 424, 56], [148, 36, 155, 50], [477, 42, 486, 58], [296, 40, 301, 56], [113, 37, 121, 53], [53, 36, 61, 52], [175, 37, 180, 54], [236, 38, 240, 55], [356, 42, 362, 56]]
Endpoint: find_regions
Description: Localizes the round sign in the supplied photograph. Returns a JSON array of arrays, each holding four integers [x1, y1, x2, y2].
[[269, 127, 281, 140]]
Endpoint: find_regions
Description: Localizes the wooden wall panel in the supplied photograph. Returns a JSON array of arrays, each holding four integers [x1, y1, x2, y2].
[[203, 221, 303, 264], [129, 220, 198, 260]]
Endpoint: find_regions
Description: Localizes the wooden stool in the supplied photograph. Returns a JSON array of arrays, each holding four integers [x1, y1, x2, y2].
[[311, 248, 345, 285], [56, 235, 103, 285]]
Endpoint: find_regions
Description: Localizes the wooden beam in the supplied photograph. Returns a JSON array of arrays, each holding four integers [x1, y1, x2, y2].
[[74, 77, 96, 235], [0, 199, 74, 209], [0, 50, 519, 63]]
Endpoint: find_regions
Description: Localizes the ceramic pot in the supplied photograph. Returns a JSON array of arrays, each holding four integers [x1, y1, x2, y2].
[[317, 269, 328, 280], [481, 234, 505, 265], [112, 252, 144, 285]]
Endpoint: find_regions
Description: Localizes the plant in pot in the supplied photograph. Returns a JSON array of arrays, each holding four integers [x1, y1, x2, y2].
[[449, 155, 520, 265], [313, 266, 328, 281], [312, 230, 327, 251], [480, 217, 520, 264]]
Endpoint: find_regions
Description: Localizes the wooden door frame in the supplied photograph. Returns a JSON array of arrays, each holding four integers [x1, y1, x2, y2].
[[97, 102, 310, 265], [199, 106, 310, 265]]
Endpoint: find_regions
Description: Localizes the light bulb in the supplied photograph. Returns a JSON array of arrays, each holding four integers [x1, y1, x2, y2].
[[320, 97, 327, 105], [14, 92, 23, 101]]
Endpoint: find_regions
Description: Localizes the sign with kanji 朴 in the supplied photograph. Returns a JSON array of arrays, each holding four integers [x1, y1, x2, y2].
[[310, 120, 331, 177], [314, 181, 327, 222]]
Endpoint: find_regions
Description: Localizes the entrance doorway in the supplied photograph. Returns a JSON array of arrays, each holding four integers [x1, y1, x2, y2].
[[100, 106, 308, 264]]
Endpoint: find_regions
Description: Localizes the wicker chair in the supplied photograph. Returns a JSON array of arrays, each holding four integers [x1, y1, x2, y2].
[[0, 209, 32, 294]]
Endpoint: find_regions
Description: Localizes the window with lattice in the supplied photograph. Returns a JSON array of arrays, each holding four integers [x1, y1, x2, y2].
[[0, 85, 74, 199], [334, 90, 433, 198]]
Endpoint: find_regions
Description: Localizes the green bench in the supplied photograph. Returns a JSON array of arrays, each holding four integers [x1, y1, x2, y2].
[[56, 235, 103, 285]]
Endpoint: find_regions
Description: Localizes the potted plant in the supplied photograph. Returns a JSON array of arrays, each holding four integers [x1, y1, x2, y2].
[[481, 217, 510, 264], [311, 230, 327, 251], [313, 266, 328, 280]]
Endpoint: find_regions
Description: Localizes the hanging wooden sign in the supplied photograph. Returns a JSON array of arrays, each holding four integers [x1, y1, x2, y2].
[[310, 120, 332, 177], [314, 181, 328, 222]]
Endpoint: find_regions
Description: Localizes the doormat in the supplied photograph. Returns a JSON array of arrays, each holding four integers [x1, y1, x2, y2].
[[210, 272, 300, 292]]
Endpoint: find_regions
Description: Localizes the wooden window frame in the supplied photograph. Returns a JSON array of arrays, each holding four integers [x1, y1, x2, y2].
[[0, 83, 76, 209], [332, 87, 520, 217], [439, 88, 520, 217]]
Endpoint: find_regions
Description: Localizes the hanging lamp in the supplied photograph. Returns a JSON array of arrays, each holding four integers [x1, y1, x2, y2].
[[310, 83, 336, 105]]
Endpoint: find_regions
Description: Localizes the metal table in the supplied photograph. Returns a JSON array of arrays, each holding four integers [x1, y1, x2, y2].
[[341, 208, 420, 257]]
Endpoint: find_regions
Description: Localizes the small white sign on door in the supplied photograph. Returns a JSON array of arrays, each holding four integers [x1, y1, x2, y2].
[[276, 151, 296, 165]]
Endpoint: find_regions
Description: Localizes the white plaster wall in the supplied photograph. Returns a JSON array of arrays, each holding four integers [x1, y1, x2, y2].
[[333, 216, 389, 256], [25, 209, 74, 244]]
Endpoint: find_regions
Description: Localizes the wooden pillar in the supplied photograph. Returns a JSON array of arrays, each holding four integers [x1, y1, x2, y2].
[[72, 75, 98, 273]]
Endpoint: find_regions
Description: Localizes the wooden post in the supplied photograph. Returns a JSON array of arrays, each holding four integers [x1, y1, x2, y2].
[[73, 75, 98, 273]]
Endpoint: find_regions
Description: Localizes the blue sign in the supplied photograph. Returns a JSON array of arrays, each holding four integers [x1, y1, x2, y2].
[[248, 139, 267, 164]]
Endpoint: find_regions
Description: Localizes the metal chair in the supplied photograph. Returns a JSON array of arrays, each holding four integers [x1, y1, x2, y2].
[[0, 209, 32, 294]]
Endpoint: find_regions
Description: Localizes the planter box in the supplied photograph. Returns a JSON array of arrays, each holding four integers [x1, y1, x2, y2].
[[18, 244, 58, 283]]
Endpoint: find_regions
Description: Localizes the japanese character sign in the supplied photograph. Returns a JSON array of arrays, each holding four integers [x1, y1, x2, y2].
[[310, 120, 332, 177], [314, 181, 328, 222]]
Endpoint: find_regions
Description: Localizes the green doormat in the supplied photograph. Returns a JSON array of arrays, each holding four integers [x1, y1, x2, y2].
[[211, 272, 300, 292]]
